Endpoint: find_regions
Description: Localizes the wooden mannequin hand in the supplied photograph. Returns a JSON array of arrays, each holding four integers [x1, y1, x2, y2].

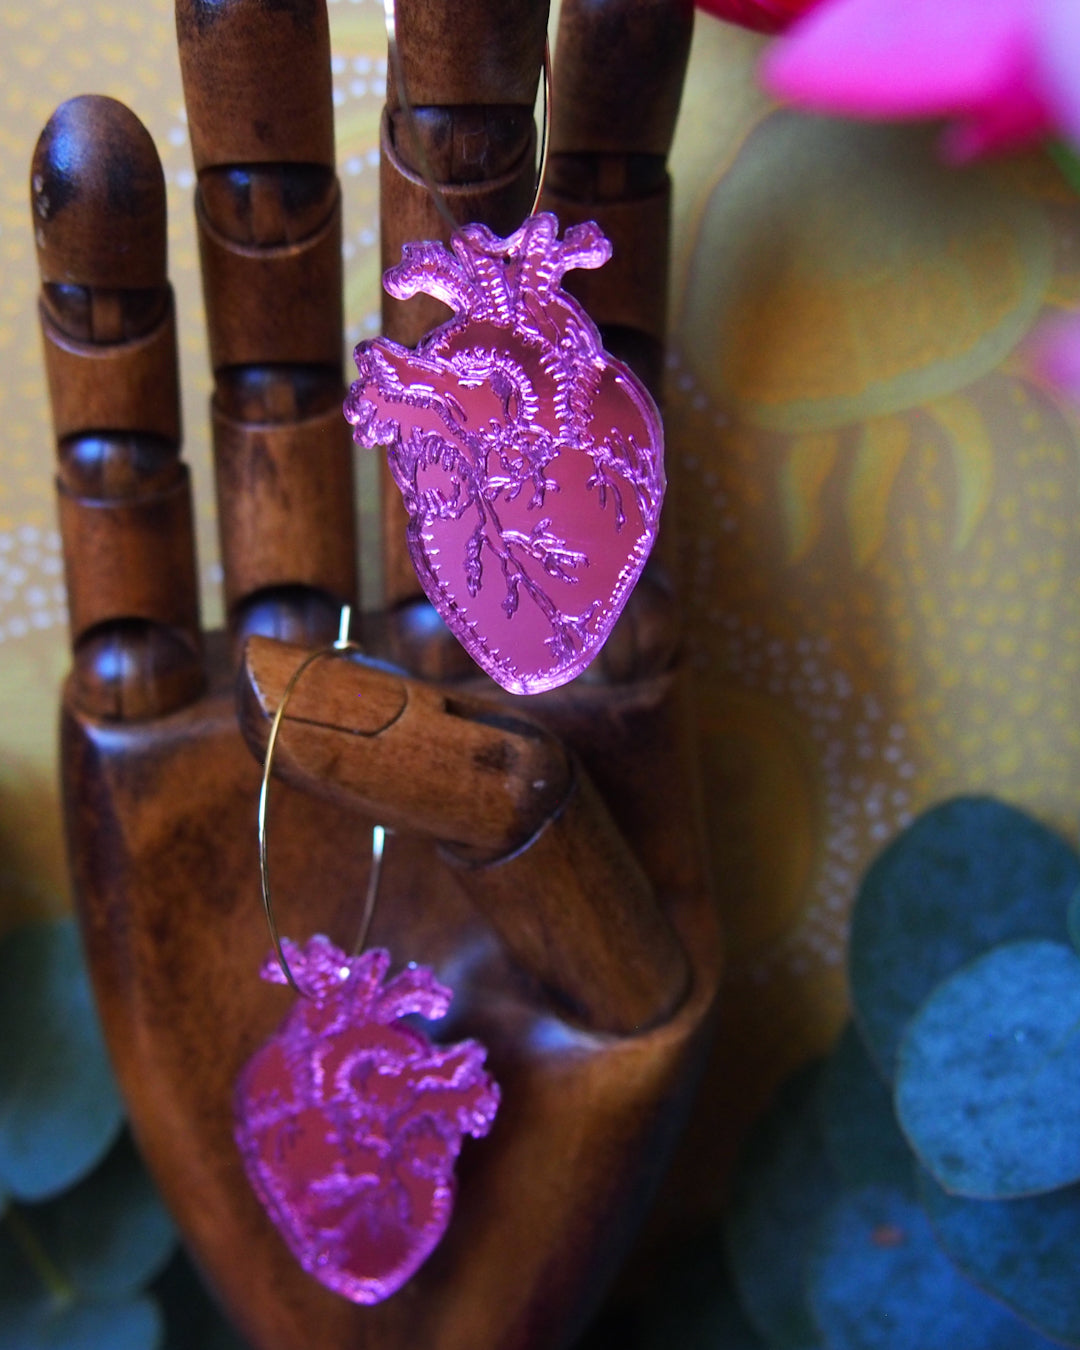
[[32, 2, 719, 1348]]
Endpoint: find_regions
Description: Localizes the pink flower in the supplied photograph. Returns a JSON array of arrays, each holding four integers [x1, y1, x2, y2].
[[762, 0, 1080, 162], [696, 0, 821, 36]]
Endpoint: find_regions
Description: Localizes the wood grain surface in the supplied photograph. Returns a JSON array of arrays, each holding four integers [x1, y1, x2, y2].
[[37, 2, 720, 1347]]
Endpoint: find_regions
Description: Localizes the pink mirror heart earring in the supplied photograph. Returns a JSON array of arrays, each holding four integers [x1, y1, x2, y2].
[[345, 3, 666, 695], [233, 608, 500, 1305]]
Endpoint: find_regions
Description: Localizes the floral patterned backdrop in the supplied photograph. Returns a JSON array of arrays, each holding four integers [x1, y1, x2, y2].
[[1, 0, 1078, 1204]]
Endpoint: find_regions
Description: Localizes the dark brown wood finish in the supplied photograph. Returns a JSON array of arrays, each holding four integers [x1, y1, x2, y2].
[[543, 0, 695, 594], [240, 639, 690, 1034], [544, 0, 694, 394], [379, 0, 550, 607], [41, 2, 722, 1347], [177, 0, 357, 646], [33, 96, 204, 722]]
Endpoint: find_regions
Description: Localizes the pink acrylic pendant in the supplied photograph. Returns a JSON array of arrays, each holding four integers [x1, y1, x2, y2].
[[234, 936, 500, 1305], [345, 212, 665, 695]]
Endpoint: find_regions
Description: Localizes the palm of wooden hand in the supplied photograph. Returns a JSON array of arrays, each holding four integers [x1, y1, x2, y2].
[[33, 2, 718, 1348]]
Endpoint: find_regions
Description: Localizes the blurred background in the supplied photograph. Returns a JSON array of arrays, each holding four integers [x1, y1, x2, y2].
[[1, 0, 1079, 1208]]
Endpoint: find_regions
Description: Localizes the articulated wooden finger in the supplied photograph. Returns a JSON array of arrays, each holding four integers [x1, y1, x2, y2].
[[542, 0, 694, 682], [239, 636, 571, 855], [378, 0, 549, 612], [445, 765, 690, 1034], [212, 405, 356, 614], [177, 0, 357, 646], [381, 0, 549, 341], [240, 636, 689, 1033], [545, 0, 694, 394], [33, 96, 204, 721]]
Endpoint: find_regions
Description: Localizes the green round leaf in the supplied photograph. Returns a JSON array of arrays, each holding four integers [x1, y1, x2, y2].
[[920, 1167, 1080, 1346], [0, 1221, 162, 1350], [808, 1186, 1061, 1350], [1066, 884, 1080, 958], [0, 919, 122, 1200], [725, 1062, 836, 1348], [819, 1023, 914, 1194], [35, 1297, 162, 1350], [896, 940, 1080, 1198], [850, 798, 1078, 1081], [31, 1132, 176, 1299]]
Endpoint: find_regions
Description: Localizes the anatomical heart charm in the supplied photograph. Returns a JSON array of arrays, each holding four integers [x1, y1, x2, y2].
[[234, 937, 500, 1305], [345, 212, 665, 695]]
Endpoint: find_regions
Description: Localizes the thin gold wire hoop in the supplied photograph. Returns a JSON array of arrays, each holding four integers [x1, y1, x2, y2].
[[257, 606, 389, 997], [382, 0, 552, 236]]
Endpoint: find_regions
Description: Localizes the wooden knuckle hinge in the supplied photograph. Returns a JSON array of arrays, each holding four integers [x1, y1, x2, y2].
[[57, 472, 200, 642], [197, 186, 344, 371], [41, 297, 180, 444], [212, 403, 357, 609], [379, 111, 537, 348], [541, 184, 671, 345]]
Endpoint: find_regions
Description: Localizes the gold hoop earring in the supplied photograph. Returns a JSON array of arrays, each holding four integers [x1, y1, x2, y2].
[[256, 605, 385, 995], [235, 607, 500, 1305]]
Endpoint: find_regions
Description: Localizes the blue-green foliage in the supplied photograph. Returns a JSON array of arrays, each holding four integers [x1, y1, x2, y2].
[[818, 1025, 913, 1196], [0, 1283, 163, 1350], [718, 797, 1080, 1349], [725, 1064, 834, 1349], [808, 1187, 1059, 1350], [1066, 883, 1080, 956], [849, 797, 1078, 1081], [919, 1168, 1080, 1345], [0, 917, 250, 1349], [0, 918, 187, 1349], [897, 939, 1080, 1198], [0, 919, 123, 1200], [25, 1132, 177, 1301]]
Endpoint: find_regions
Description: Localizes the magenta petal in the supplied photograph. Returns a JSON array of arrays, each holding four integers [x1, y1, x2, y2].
[[763, 0, 1031, 118], [937, 80, 1054, 162], [696, 0, 814, 35], [1036, 0, 1080, 147]]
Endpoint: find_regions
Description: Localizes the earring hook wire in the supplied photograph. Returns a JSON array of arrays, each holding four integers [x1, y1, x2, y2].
[[257, 606, 389, 996], [381, 0, 551, 236]]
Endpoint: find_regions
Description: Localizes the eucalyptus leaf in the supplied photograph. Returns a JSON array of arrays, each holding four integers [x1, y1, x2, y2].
[[0, 1220, 162, 1350], [31, 1131, 176, 1299], [808, 1186, 1062, 1350], [849, 798, 1077, 1080], [919, 1166, 1080, 1347], [896, 939, 1080, 1198], [1066, 884, 1080, 958], [818, 1023, 914, 1194], [30, 1296, 162, 1350], [0, 919, 122, 1200], [725, 1062, 835, 1349]]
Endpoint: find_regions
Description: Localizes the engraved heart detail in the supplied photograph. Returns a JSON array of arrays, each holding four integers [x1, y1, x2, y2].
[[345, 212, 665, 695], [234, 937, 500, 1305]]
